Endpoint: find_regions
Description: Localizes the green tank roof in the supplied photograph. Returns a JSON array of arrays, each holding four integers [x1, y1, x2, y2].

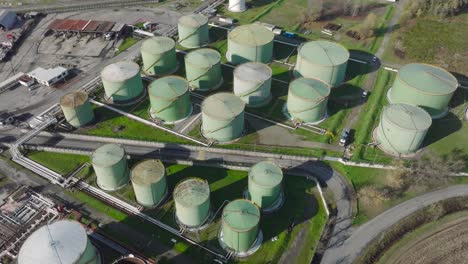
[[141, 37, 175, 55], [148, 76, 189, 99], [185, 48, 221, 68], [228, 24, 274, 46], [131, 160, 165, 185], [397, 63, 458, 95], [178, 13, 208, 27], [202, 93, 245, 120], [382, 103, 432, 131], [299, 41, 349, 66], [101, 61, 140, 82], [223, 199, 260, 231], [234, 62, 272, 82], [249, 161, 283, 188], [174, 178, 210, 207], [92, 144, 125, 167], [289, 78, 331, 101]]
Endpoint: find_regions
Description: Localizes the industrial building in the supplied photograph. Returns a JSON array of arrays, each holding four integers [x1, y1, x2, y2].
[[201, 93, 246, 143], [293, 41, 349, 87], [101, 61, 144, 103], [228, 0, 246, 12], [148, 76, 192, 123], [220, 199, 261, 255], [285, 77, 331, 124], [247, 161, 284, 212], [174, 178, 211, 229], [0, 10, 17, 30], [375, 103, 432, 155], [27, 66, 69, 87], [184, 48, 223, 91], [387, 63, 458, 118], [233, 62, 272, 107], [47, 19, 124, 36], [131, 159, 168, 208], [17, 220, 101, 264], [227, 24, 274, 65], [177, 14, 209, 48], [92, 144, 130, 191], [60, 91, 95, 128], [141, 37, 178, 76]]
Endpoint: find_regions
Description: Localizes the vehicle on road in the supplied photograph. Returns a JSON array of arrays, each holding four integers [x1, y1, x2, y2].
[[0, 113, 15, 126], [339, 129, 350, 146]]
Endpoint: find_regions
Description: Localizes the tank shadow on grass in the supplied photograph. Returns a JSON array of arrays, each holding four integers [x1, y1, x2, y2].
[[344, 55, 377, 82], [421, 112, 462, 148]]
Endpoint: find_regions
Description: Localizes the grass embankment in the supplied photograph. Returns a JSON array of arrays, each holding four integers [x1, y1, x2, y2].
[[116, 37, 139, 55]]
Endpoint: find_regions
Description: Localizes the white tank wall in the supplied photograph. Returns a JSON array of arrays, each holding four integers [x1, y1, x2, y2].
[[228, 0, 246, 12]]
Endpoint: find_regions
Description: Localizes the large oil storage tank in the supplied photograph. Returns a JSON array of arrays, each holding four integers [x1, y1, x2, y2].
[[221, 199, 261, 253], [293, 41, 349, 87], [233, 62, 272, 107], [388, 63, 458, 119], [131, 159, 167, 207], [141, 37, 178, 76], [248, 161, 283, 210], [92, 144, 129, 191], [286, 77, 331, 123], [60, 91, 94, 128], [101, 61, 144, 103], [227, 24, 274, 65], [228, 0, 246, 12], [185, 48, 223, 91], [18, 220, 101, 264], [148, 76, 192, 123], [375, 103, 432, 155], [178, 14, 209, 48], [174, 178, 211, 228], [201, 93, 245, 142]]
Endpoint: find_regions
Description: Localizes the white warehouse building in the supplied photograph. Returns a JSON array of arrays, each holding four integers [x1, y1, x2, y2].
[[27, 66, 68, 86]]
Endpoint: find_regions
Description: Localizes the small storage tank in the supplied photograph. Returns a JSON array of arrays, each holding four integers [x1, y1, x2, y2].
[[185, 48, 223, 91], [286, 78, 331, 123], [293, 41, 349, 87], [141, 36, 178, 76], [388, 63, 458, 118], [376, 103, 432, 155], [148, 76, 192, 123], [201, 93, 245, 142], [228, 0, 246, 12], [178, 14, 209, 48], [18, 220, 101, 264], [131, 159, 167, 207], [248, 161, 283, 210], [174, 178, 211, 228], [92, 144, 129, 191], [221, 199, 261, 253], [101, 61, 144, 103], [60, 91, 94, 127], [227, 24, 274, 65], [112, 256, 146, 264], [233, 62, 272, 107]]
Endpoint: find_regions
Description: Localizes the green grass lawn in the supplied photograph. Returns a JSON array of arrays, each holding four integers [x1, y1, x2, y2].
[[27, 151, 90, 175], [116, 37, 139, 55], [217, 0, 281, 24]]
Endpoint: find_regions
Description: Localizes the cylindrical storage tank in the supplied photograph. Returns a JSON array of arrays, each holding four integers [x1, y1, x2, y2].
[[376, 103, 432, 155], [92, 144, 129, 191], [177, 14, 209, 48], [174, 178, 211, 228], [293, 41, 349, 87], [227, 24, 274, 65], [248, 161, 283, 209], [233, 62, 272, 107], [286, 78, 331, 123], [228, 0, 246, 12], [148, 76, 191, 123], [101, 61, 144, 103], [222, 199, 260, 253], [185, 48, 223, 91], [18, 220, 101, 264], [112, 256, 146, 264], [60, 91, 94, 127], [201, 93, 245, 142], [141, 37, 178, 76], [388, 63, 458, 118], [131, 159, 167, 207]]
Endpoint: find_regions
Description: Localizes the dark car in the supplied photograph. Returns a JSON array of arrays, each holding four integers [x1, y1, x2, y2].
[[339, 129, 350, 146]]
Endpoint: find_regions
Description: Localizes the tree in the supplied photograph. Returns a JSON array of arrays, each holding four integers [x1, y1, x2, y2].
[[359, 12, 378, 38]]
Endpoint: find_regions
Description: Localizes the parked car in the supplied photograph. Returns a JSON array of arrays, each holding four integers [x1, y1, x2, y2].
[[0, 113, 15, 126], [361, 90, 370, 99], [339, 129, 350, 146]]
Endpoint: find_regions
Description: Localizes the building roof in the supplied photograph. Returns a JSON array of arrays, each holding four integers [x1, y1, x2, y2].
[[148, 76, 188, 99], [397, 63, 458, 95], [228, 24, 274, 46], [249, 161, 283, 188], [299, 41, 350, 66], [0, 10, 17, 30], [234, 62, 272, 83], [28, 67, 68, 82], [131, 159, 165, 185], [17, 220, 89, 264], [141, 36, 175, 55], [289, 77, 331, 101], [185, 48, 221, 68], [382, 103, 432, 131], [202, 92, 245, 121], [223, 199, 260, 231], [92, 144, 125, 167], [174, 178, 210, 207]]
